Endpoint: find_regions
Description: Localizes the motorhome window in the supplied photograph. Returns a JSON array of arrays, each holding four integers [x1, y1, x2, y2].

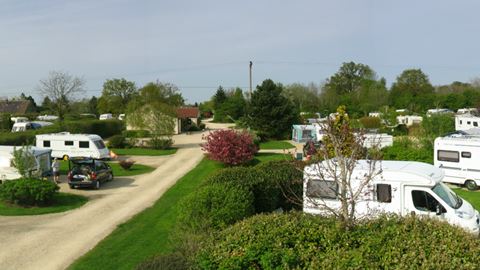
[[376, 184, 391, 203], [412, 190, 439, 212], [43, 140, 51, 147], [437, 150, 459, 162], [65, 141, 74, 146], [475, 122, 479, 127], [467, 121, 471, 125], [460, 120, 463, 124], [462, 152, 471, 158], [306, 180, 337, 199], [79, 141, 89, 148], [94, 140, 106, 149]]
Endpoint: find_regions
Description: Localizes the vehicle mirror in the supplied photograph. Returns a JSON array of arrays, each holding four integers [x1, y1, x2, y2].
[[436, 204, 443, 215]]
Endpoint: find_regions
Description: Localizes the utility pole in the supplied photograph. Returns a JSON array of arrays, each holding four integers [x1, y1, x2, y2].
[[249, 61, 253, 98]]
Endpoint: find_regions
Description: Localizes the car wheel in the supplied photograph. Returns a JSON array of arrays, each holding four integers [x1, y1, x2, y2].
[[69, 184, 75, 189], [95, 180, 100, 190], [465, 180, 477, 191], [107, 173, 113, 182]]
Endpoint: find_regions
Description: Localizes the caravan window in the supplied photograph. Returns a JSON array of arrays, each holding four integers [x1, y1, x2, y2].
[[475, 122, 479, 127], [94, 140, 106, 149], [306, 180, 337, 199], [79, 141, 90, 148], [65, 141, 74, 146], [43, 140, 51, 147], [437, 150, 459, 162], [467, 121, 471, 125], [376, 184, 392, 203], [462, 152, 472, 158]]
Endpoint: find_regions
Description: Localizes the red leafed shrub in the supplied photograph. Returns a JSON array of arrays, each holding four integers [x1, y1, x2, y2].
[[202, 129, 259, 166]]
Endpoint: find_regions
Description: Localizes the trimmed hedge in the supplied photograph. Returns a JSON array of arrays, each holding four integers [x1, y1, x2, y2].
[[196, 213, 480, 269], [108, 135, 126, 148], [0, 179, 59, 206]]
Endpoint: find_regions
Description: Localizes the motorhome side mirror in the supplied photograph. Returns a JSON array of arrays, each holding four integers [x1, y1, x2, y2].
[[436, 204, 443, 215]]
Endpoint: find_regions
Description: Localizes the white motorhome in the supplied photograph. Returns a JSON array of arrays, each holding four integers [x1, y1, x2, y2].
[[99, 113, 113, 120], [304, 160, 480, 234], [455, 114, 480, 131], [457, 108, 478, 115], [434, 135, 480, 190], [0, 146, 52, 181], [35, 132, 110, 159]]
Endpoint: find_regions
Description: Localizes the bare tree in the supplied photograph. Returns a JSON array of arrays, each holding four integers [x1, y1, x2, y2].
[[37, 71, 85, 120]]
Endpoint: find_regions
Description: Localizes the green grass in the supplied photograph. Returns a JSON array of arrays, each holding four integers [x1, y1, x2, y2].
[[0, 192, 88, 216], [259, 140, 295, 150], [110, 148, 177, 156], [69, 153, 288, 270], [59, 161, 155, 177], [453, 188, 480, 211]]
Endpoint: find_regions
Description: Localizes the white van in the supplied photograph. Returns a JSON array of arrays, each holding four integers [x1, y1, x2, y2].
[[434, 135, 480, 190], [304, 160, 480, 234], [35, 132, 110, 159], [0, 146, 52, 181], [99, 113, 113, 120]]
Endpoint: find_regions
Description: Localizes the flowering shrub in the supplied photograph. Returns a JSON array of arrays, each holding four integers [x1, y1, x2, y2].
[[201, 129, 258, 166]]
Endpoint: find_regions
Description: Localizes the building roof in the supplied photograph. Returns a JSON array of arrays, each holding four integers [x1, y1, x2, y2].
[[0, 100, 34, 114], [176, 107, 199, 118]]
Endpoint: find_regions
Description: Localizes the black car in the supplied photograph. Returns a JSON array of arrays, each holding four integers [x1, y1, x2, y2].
[[67, 158, 113, 189]]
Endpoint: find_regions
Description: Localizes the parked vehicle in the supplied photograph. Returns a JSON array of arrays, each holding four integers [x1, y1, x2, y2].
[[37, 114, 59, 121], [118, 114, 125, 121], [0, 146, 52, 181], [434, 134, 480, 190], [10, 116, 29, 123], [11, 121, 53, 132], [99, 113, 113, 120], [455, 114, 480, 131], [67, 158, 113, 189], [304, 160, 480, 234], [35, 132, 110, 159]]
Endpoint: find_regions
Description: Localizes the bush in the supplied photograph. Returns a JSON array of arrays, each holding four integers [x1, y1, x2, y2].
[[196, 213, 480, 269], [108, 135, 126, 148], [199, 123, 206, 130], [382, 137, 433, 164], [177, 183, 254, 232], [421, 114, 455, 138], [0, 179, 59, 206], [359, 116, 381, 129], [148, 138, 173, 150], [63, 119, 124, 138], [202, 129, 258, 166], [136, 252, 189, 270], [119, 160, 135, 170], [123, 130, 151, 138]]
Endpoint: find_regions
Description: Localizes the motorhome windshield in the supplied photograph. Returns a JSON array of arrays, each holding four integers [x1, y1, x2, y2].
[[94, 140, 106, 149], [432, 183, 462, 209]]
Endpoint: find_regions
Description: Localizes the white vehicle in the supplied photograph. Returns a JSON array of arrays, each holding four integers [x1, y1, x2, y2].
[[0, 146, 52, 181], [10, 116, 29, 123], [304, 160, 480, 234], [426, 108, 454, 117], [396, 115, 423, 127], [11, 121, 53, 132], [35, 132, 110, 159], [118, 114, 125, 121], [434, 135, 480, 190], [99, 113, 113, 120], [455, 114, 480, 131], [37, 114, 59, 121], [362, 133, 393, 148], [457, 108, 478, 115]]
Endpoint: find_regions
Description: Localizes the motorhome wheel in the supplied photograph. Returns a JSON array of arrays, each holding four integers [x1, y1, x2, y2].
[[465, 180, 478, 191]]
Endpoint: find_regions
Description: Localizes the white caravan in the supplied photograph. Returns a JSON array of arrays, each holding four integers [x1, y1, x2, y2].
[[457, 108, 478, 115], [396, 115, 423, 127], [304, 160, 480, 234], [99, 113, 113, 120], [455, 114, 480, 131], [35, 132, 110, 159], [0, 146, 52, 181], [434, 134, 480, 190], [11, 121, 53, 132]]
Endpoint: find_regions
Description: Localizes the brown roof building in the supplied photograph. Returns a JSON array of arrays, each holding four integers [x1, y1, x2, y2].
[[0, 100, 36, 114], [176, 107, 200, 119]]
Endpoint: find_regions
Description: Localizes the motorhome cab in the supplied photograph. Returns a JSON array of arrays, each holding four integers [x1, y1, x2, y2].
[[35, 132, 110, 159], [434, 135, 480, 190], [303, 160, 480, 234]]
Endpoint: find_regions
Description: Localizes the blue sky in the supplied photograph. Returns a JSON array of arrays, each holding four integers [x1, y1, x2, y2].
[[1, 0, 480, 104]]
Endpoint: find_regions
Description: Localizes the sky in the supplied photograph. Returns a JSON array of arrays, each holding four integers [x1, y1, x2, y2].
[[1, 0, 480, 104]]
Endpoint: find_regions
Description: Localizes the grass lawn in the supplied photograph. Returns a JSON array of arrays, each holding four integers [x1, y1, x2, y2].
[[260, 140, 295, 150], [453, 188, 480, 211], [59, 161, 155, 177], [69, 153, 289, 270], [110, 148, 177, 156], [0, 192, 88, 216]]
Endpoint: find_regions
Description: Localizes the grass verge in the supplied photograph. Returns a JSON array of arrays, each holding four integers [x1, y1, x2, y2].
[[259, 140, 295, 150], [60, 161, 155, 177], [0, 192, 88, 216], [110, 148, 177, 156], [69, 153, 288, 270]]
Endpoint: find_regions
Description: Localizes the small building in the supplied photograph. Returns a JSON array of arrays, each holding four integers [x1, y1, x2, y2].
[[396, 115, 423, 127], [0, 100, 36, 115], [176, 107, 200, 134]]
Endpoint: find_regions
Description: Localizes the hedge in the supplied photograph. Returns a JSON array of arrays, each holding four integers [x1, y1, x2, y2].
[[196, 213, 480, 269], [0, 179, 59, 206]]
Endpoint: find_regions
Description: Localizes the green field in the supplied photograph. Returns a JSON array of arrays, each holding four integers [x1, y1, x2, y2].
[[454, 188, 480, 211], [110, 148, 177, 156], [59, 161, 155, 177], [0, 193, 88, 216], [69, 153, 288, 270], [259, 140, 296, 150]]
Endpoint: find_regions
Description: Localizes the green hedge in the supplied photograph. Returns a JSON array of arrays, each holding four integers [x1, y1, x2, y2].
[[196, 213, 480, 269], [0, 179, 59, 206]]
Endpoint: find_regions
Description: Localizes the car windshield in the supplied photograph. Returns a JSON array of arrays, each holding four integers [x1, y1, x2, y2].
[[432, 183, 462, 209]]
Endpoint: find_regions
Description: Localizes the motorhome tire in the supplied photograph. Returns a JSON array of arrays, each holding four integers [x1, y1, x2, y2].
[[465, 180, 477, 191]]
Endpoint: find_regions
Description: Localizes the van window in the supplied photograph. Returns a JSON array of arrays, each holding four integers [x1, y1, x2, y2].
[[376, 184, 391, 203], [462, 152, 472, 158], [306, 180, 337, 199], [65, 141, 74, 146], [475, 122, 479, 127], [79, 141, 90, 148], [94, 140, 106, 149], [412, 190, 441, 212], [43, 140, 51, 147], [437, 150, 459, 162]]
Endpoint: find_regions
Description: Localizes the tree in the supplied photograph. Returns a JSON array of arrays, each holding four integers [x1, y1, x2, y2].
[[325, 62, 375, 95], [201, 129, 258, 165], [389, 69, 435, 112], [37, 71, 85, 120], [283, 83, 321, 113], [136, 81, 184, 107], [11, 145, 40, 179], [248, 79, 299, 139], [220, 88, 247, 121], [19, 93, 38, 112], [97, 78, 137, 114]]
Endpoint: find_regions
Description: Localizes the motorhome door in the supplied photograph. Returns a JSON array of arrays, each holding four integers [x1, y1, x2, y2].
[[404, 186, 446, 219]]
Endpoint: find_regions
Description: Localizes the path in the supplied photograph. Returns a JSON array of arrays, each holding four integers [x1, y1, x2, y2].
[[0, 131, 207, 270]]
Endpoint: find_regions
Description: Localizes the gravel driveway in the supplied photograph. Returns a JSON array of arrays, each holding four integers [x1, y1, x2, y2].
[[0, 131, 206, 270]]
